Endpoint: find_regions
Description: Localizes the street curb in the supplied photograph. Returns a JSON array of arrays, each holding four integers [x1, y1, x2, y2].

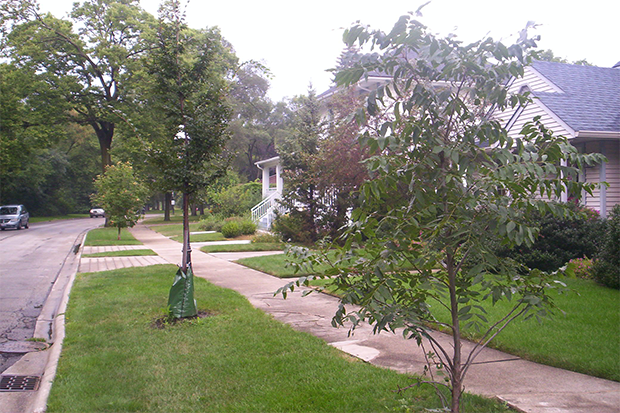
[[30, 230, 89, 413]]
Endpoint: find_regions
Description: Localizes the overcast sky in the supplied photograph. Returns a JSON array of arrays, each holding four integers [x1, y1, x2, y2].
[[38, 0, 619, 101]]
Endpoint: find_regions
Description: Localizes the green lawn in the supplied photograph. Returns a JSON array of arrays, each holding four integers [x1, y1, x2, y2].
[[237, 254, 620, 382], [431, 277, 620, 381], [82, 249, 157, 258], [30, 214, 90, 223], [47, 265, 507, 413], [200, 242, 285, 253], [84, 227, 143, 246], [148, 223, 227, 243], [142, 215, 202, 225]]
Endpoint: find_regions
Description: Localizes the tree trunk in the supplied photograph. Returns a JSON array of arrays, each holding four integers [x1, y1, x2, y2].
[[93, 120, 115, 172], [181, 191, 191, 272], [447, 251, 463, 413], [164, 192, 172, 221]]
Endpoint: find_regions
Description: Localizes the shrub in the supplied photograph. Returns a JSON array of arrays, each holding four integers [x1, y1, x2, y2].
[[568, 257, 594, 279], [220, 216, 256, 238], [591, 205, 620, 289], [252, 233, 281, 244], [271, 210, 316, 245], [221, 220, 241, 238], [199, 213, 225, 232], [499, 203, 605, 272]]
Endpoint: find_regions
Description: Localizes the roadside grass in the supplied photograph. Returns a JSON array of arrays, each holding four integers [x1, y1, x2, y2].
[[84, 227, 142, 246], [46, 265, 507, 413], [30, 214, 90, 223], [81, 249, 157, 258], [200, 242, 285, 253]]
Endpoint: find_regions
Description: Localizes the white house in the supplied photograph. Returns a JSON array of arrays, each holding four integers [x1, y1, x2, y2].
[[251, 156, 284, 229], [252, 60, 620, 227], [495, 61, 620, 218]]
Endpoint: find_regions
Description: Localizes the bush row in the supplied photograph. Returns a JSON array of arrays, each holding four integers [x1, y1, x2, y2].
[[500, 203, 619, 289]]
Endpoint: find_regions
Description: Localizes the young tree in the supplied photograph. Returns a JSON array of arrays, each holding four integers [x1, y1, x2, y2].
[[280, 15, 604, 412], [91, 162, 148, 240], [147, 0, 233, 317]]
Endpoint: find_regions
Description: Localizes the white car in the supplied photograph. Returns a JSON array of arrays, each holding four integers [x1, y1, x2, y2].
[[90, 207, 105, 218]]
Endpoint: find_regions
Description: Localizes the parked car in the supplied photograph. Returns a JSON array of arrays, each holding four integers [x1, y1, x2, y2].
[[0, 204, 30, 230], [90, 207, 105, 218]]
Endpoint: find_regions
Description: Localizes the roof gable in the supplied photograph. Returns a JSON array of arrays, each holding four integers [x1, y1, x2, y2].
[[529, 61, 620, 133]]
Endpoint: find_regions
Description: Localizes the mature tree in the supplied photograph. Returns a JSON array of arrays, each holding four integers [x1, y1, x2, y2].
[[276, 90, 325, 243], [91, 161, 148, 239], [280, 15, 604, 412], [0, 62, 100, 213], [147, 0, 233, 317], [314, 88, 368, 238], [227, 61, 278, 181], [1, 0, 155, 171]]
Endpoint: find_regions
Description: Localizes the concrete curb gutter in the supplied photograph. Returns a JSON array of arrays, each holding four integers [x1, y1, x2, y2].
[[30, 231, 88, 413]]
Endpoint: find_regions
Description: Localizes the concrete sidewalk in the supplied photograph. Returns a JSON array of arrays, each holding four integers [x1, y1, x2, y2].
[[124, 224, 619, 413]]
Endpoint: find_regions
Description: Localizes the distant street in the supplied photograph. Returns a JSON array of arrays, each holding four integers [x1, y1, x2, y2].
[[0, 218, 101, 373]]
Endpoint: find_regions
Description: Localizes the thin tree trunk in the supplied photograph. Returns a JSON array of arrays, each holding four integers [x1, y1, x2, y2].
[[181, 191, 191, 272], [447, 251, 463, 413]]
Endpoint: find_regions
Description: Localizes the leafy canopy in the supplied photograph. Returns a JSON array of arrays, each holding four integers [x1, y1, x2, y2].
[[91, 162, 148, 239]]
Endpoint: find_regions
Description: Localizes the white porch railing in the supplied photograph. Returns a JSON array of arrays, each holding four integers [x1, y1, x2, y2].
[[251, 191, 284, 229]]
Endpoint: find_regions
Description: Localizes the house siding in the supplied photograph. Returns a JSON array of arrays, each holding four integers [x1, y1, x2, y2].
[[604, 140, 620, 209]]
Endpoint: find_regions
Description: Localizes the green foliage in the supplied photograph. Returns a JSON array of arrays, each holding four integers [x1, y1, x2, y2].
[[91, 162, 149, 239], [279, 15, 604, 413], [220, 216, 256, 238], [592, 205, 620, 289], [211, 181, 262, 217], [498, 203, 605, 271], [146, 1, 234, 196], [198, 212, 226, 232], [568, 257, 594, 280], [3, 0, 157, 170], [252, 233, 282, 244], [272, 210, 316, 245]]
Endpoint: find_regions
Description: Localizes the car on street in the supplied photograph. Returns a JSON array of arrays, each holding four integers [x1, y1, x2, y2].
[[0, 204, 30, 230], [90, 207, 105, 218]]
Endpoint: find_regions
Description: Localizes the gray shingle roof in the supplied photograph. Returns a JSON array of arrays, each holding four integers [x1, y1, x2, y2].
[[531, 61, 620, 133]]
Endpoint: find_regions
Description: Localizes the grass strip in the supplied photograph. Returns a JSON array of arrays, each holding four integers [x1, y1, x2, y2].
[[47, 265, 507, 413], [172, 232, 226, 243], [148, 223, 203, 237], [82, 249, 157, 258], [200, 242, 285, 253], [29, 214, 90, 223], [84, 227, 142, 246], [142, 215, 202, 225]]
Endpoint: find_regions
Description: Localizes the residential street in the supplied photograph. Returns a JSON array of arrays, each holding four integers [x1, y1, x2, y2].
[[0, 218, 101, 373]]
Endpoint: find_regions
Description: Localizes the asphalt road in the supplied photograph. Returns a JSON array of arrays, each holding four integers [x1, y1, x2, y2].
[[0, 217, 102, 373]]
